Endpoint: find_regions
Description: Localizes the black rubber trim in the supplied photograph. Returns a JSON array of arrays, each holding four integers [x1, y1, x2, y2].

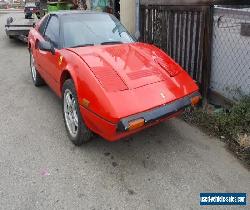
[[117, 92, 201, 132], [5, 25, 34, 27]]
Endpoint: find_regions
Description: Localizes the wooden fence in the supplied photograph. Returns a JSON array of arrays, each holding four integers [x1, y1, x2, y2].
[[140, 4, 213, 98]]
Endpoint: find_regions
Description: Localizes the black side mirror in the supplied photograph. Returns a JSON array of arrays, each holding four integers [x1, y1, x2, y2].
[[38, 40, 55, 55]]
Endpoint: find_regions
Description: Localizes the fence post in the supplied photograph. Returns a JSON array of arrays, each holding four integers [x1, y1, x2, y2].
[[139, 5, 145, 42], [201, 6, 214, 103]]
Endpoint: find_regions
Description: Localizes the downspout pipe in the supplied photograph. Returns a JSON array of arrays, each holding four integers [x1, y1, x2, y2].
[[135, 0, 140, 35]]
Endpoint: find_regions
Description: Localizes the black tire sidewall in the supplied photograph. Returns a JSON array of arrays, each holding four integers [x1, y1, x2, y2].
[[62, 79, 92, 146]]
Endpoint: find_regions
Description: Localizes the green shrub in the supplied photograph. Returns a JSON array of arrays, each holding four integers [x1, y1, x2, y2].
[[183, 97, 250, 140], [182, 97, 250, 166], [215, 97, 250, 139]]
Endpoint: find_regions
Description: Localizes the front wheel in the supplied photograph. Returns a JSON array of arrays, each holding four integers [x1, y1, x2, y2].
[[62, 79, 93, 146]]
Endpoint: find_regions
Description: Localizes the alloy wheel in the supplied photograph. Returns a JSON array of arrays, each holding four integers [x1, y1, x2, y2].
[[64, 89, 79, 138]]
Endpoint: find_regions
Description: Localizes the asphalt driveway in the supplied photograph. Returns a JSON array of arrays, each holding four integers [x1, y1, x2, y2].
[[0, 12, 249, 210]]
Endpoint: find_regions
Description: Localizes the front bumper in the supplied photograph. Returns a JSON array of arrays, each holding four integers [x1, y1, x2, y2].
[[117, 92, 201, 132], [80, 91, 200, 141]]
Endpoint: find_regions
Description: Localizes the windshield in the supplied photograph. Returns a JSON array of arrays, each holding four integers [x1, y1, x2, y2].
[[62, 13, 135, 48]]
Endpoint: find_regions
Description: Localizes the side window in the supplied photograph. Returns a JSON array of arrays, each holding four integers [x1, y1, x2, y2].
[[38, 15, 49, 35], [44, 16, 60, 48]]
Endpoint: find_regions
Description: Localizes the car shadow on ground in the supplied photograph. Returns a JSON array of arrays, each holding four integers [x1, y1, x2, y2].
[[79, 118, 187, 174]]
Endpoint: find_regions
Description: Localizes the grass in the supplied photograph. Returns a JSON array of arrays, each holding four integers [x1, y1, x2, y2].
[[182, 97, 250, 167]]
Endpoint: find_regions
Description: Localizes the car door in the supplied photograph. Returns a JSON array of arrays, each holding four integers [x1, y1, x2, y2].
[[37, 15, 61, 93], [33, 14, 49, 76]]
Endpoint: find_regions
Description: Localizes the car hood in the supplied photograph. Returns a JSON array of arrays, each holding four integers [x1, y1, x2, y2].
[[68, 43, 182, 92]]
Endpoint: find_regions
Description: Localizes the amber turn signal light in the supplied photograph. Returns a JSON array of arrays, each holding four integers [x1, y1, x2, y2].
[[191, 96, 201, 106], [128, 118, 145, 131], [82, 99, 90, 108]]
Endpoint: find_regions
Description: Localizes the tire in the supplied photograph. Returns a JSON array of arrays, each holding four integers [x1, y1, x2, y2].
[[8, 35, 14, 39], [62, 79, 93, 146], [30, 52, 45, 87]]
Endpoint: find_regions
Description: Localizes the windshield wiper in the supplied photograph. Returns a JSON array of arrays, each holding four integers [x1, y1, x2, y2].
[[101, 41, 123, 45], [70, 44, 94, 48]]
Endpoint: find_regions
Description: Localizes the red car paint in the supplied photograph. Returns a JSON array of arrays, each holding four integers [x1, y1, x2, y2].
[[28, 18, 199, 142]]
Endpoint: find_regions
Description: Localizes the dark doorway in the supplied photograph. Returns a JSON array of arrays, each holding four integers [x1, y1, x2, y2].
[[113, 0, 120, 20]]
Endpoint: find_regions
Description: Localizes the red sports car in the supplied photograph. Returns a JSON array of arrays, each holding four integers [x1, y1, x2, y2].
[[28, 11, 200, 146]]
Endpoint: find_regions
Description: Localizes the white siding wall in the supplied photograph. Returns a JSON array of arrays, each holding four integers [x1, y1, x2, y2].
[[120, 0, 136, 34]]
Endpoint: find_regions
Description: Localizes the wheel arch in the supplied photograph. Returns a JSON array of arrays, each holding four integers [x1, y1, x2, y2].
[[28, 39, 36, 52], [28, 42, 31, 51], [60, 69, 79, 98]]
